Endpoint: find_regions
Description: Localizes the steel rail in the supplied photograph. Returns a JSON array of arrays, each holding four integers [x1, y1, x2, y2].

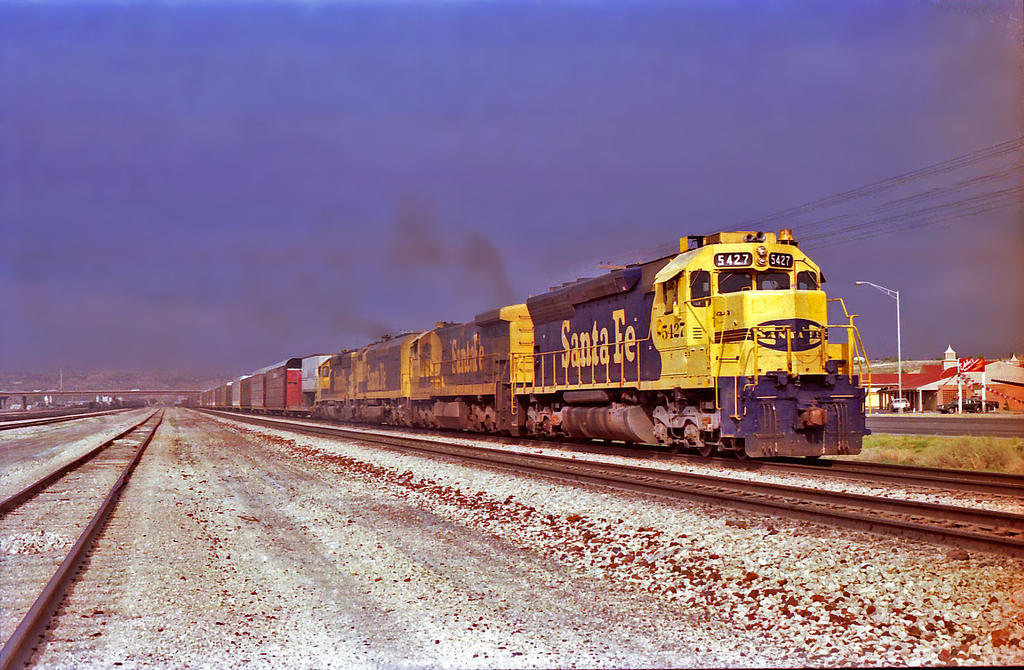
[[205, 410, 1024, 558], [736, 456, 1024, 497], [0, 408, 131, 431], [0, 410, 164, 670]]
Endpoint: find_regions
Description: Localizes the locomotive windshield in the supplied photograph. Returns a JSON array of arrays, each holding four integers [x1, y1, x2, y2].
[[718, 271, 752, 293], [718, 270, 803, 293], [757, 272, 790, 290]]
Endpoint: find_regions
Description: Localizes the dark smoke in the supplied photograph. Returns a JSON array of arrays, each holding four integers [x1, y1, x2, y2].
[[331, 314, 394, 343], [388, 195, 445, 266], [388, 195, 518, 308], [461, 230, 517, 307]]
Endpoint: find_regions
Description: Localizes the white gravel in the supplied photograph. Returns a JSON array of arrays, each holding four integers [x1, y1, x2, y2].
[[196, 411, 1024, 667], [33, 410, 733, 668], [244, 415, 1024, 515]]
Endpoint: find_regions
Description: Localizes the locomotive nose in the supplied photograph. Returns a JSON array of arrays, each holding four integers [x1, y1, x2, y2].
[[728, 289, 829, 377], [745, 288, 826, 321]]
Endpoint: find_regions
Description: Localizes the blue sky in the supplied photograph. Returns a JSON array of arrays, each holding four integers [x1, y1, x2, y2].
[[1, 0, 1021, 375]]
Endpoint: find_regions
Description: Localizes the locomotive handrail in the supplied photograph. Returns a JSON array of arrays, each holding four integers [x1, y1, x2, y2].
[[510, 333, 644, 396], [722, 327, 753, 419], [676, 293, 719, 409], [827, 297, 872, 403], [718, 320, 867, 421]]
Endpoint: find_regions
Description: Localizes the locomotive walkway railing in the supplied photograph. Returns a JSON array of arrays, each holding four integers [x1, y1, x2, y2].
[[508, 295, 871, 422]]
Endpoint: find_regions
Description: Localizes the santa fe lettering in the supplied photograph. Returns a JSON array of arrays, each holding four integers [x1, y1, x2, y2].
[[560, 309, 636, 372]]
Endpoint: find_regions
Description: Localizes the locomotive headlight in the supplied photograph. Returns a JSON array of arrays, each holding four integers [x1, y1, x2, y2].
[[756, 257, 767, 267], [756, 245, 767, 257]]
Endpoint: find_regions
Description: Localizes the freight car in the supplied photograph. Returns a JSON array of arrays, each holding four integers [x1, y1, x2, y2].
[[207, 229, 870, 459], [236, 375, 251, 409], [263, 358, 304, 412]]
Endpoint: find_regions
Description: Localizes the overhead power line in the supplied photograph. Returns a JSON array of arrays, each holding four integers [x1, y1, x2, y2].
[[798, 169, 1024, 245], [599, 135, 1024, 266], [740, 136, 1024, 229], [807, 184, 1024, 249]]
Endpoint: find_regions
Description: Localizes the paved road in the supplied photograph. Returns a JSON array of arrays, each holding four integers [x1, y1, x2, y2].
[[866, 413, 1024, 437]]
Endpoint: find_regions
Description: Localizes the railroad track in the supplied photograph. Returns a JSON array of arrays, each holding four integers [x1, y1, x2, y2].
[[0, 409, 163, 670], [204, 408, 1024, 498], [0, 408, 130, 432], [204, 410, 1024, 558], [468, 436, 1024, 498], [732, 456, 1024, 498]]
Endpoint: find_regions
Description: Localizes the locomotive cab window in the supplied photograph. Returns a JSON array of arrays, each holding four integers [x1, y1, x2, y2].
[[718, 271, 752, 294], [797, 270, 819, 290], [690, 270, 710, 306], [757, 271, 790, 290], [663, 277, 679, 314]]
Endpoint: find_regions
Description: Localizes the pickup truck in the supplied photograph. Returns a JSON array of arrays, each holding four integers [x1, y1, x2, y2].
[[937, 398, 1000, 414], [889, 398, 910, 412]]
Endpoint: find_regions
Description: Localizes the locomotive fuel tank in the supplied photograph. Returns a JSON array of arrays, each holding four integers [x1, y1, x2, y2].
[[560, 405, 659, 444]]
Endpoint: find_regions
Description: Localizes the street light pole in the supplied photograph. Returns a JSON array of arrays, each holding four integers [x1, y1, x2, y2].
[[896, 290, 901, 411], [855, 281, 903, 412]]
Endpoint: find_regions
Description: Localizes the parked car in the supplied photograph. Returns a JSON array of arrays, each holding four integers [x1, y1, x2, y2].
[[889, 398, 910, 412], [937, 397, 1000, 414]]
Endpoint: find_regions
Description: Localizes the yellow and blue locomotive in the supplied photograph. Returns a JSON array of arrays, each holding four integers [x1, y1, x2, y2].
[[515, 229, 869, 458], [305, 229, 869, 458]]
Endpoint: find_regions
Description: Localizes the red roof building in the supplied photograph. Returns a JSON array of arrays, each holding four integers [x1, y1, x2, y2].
[[866, 347, 1024, 412]]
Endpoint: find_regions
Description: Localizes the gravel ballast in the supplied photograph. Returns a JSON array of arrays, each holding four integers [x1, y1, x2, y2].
[[255, 416, 1024, 516], [27, 409, 1024, 667]]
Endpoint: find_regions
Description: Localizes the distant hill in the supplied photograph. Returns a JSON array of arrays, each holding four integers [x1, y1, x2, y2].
[[0, 370, 231, 393]]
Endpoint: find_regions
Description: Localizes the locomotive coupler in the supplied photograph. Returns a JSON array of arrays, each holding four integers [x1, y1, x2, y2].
[[796, 400, 828, 430]]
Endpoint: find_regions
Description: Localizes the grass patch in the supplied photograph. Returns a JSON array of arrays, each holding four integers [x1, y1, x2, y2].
[[849, 433, 1024, 473]]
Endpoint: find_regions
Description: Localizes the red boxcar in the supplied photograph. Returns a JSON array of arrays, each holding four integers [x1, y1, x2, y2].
[[264, 358, 303, 410]]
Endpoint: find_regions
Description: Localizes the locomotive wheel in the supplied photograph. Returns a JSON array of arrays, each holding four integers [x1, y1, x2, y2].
[[483, 406, 497, 433], [698, 442, 716, 458], [653, 422, 671, 447]]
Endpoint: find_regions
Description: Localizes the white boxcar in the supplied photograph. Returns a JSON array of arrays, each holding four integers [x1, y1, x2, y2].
[[302, 354, 333, 407]]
